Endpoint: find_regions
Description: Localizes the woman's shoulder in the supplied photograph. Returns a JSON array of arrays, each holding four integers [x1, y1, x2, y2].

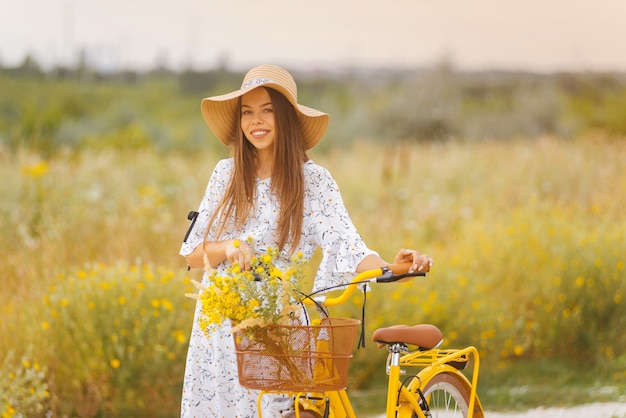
[[303, 159, 336, 188], [212, 158, 234, 175], [303, 159, 331, 177], [215, 157, 234, 169], [204, 158, 234, 186]]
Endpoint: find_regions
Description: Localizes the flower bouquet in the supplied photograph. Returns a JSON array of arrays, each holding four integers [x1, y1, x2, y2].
[[188, 242, 360, 391], [189, 245, 306, 336]]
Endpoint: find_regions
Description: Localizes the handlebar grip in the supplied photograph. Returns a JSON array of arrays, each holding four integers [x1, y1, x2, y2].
[[375, 262, 427, 283], [387, 262, 413, 274]]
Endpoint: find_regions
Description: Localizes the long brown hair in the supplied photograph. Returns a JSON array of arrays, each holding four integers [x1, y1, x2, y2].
[[205, 87, 308, 253]]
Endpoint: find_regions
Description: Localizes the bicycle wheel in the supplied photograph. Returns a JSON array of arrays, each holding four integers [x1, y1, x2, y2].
[[418, 372, 471, 418]]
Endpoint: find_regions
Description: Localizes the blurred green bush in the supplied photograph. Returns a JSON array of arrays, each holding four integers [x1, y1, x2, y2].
[[2, 66, 626, 157]]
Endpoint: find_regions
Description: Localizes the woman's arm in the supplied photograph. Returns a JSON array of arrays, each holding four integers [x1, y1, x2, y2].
[[186, 239, 254, 270], [356, 249, 433, 274], [355, 254, 389, 272]]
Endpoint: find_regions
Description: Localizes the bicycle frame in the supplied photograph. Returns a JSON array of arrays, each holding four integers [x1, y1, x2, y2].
[[253, 265, 484, 418]]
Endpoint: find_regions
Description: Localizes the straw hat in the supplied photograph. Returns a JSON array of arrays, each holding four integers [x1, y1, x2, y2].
[[201, 64, 329, 149]]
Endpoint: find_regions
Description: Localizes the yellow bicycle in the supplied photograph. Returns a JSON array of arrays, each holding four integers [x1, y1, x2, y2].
[[234, 264, 485, 418]]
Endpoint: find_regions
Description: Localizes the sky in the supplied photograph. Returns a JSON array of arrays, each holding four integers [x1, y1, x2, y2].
[[1, 0, 625, 73]]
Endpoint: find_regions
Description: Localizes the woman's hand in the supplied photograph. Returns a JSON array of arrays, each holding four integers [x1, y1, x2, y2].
[[394, 249, 433, 273], [225, 239, 254, 270]]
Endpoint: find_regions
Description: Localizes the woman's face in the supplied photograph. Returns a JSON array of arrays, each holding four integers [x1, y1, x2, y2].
[[240, 87, 275, 154]]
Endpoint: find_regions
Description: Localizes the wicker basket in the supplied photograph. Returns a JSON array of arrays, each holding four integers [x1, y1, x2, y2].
[[233, 317, 360, 391]]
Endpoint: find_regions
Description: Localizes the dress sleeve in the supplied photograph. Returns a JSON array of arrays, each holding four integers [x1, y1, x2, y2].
[[305, 163, 378, 292], [179, 159, 232, 257]]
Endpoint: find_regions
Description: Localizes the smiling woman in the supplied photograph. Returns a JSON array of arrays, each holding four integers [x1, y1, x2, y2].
[[178, 64, 432, 418]]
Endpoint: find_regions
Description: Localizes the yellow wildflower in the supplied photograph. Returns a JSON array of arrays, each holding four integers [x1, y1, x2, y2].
[[21, 161, 48, 177]]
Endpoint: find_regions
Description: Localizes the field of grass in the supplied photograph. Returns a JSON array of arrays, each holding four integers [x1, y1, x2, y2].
[[1, 136, 625, 416]]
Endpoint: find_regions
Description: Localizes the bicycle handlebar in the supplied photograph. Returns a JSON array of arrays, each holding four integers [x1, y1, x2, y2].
[[301, 262, 426, 307]]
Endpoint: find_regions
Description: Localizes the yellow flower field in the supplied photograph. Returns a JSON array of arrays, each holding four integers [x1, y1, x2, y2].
[[1, 136, 625, 415]]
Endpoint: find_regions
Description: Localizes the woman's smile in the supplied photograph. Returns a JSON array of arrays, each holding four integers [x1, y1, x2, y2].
[[250, 129, 269, 138]]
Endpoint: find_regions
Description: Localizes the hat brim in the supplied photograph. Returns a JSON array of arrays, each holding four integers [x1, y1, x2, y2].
[[201, 83, 329, 150]]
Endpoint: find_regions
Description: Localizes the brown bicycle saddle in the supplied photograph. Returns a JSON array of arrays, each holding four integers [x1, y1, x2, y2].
[[372, 324, 443, 349]]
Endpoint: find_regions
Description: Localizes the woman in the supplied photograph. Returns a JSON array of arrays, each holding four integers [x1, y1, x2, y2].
[[180, 64, 433, 417]]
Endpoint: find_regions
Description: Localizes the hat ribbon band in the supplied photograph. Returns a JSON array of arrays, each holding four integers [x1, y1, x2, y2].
[[241, 77, 276, 89]]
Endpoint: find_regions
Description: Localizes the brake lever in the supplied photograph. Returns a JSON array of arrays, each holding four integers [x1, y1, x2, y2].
[[375, 267, 426, 283]]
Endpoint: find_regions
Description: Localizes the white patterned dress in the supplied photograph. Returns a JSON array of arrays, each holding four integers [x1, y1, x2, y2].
[[179, 158, 377, 418]]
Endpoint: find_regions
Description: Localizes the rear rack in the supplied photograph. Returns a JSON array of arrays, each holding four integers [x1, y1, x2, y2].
[[401, 348, 470, 370]]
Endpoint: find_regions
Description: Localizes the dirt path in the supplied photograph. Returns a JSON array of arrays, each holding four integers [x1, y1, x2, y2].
[[485, 402, 626, 417], [372, 402, 626, 417]]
